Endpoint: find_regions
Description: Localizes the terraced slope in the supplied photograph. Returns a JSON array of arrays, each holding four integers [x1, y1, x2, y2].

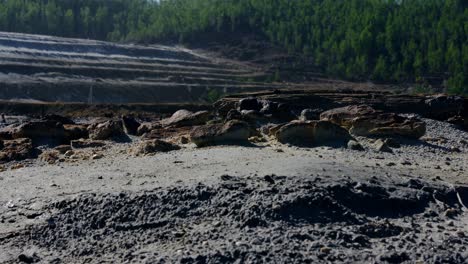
[[0, 32, 291, 103]]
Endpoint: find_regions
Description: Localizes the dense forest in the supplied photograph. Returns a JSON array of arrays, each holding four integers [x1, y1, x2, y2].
[[0, 0, 467, 94]]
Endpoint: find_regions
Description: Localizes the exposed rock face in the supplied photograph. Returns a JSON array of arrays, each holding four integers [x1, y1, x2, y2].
[[190, 120, 254, 147], [320, 105, 426, 139], [274, 120, 351, 147], [121, 116, 141, 135], [64, 124, 89, 141], [162, 110, 211, 127], [88, 120, 125, 140], [12, 121, 66, 144], [0, 138, 36, 162], [134, 139, 181, 155]]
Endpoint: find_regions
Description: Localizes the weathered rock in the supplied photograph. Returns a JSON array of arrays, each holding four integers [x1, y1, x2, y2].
[[88, 120, 125, 140], [162, 110, 211, 127], [71, 139, 106, 149], [425, 95, 464, 119], [299, 109, 320, 121], [54, 145, 72, 154], [275, 120, 351, 147], [137, 122, 161, 136], [373, 139, 393, 153], [41, 114, 75, 125], [40, 150, 60, 164], [190, 120, 255, 147], [238, 97, 262, 112], [241, 110, 265, 122], [0, 138, 36, 162], [320, 105, 426, 138], [226, 109, 243, 121], [64, 124, 88, 141], [134, 139, 181, 155], [121, 116, 141, 135], [12, 121, 66, 144], [348, 140, 364, 151]]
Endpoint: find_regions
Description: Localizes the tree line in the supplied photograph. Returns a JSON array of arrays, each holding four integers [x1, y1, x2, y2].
[[0, 0, 466, 94]]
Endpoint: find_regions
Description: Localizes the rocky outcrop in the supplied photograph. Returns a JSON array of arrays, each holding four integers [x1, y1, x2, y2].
[[12, 121, 66, 144], [88, 120, 126, 140], [190, 120, 255, 147], [134, 139, 181, 155], [162, 110, 211, 127], [64, 124, 89, 141], [274, 120, 351, 147], [425, 95, 465, 120], [0, 138, 36, 162], [320, 105, 426, 139]]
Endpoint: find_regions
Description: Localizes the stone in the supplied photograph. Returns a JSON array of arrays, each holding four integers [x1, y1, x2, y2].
[[41, 114, 74, 125], [274, 120, 351, 147], [425, 95, 464, 120], [238, 97, 262, 112], [88, 120, 125, 140], [137, 122, 161, 136], [64, 124, 89, 141], [161, 110, 211, 127], [0, 138, 36, 162], [373, 139, 393, 153], [54, 145, 72, 154], [320, 105, 426, 139], [347, 140, 364, 151], [71, 139, 106, 149], [12, 121, 66, 144], [299, 109, 320, 121], [40, 150, 60, 164], [240, 110, 265, 122], [226, 109, 242, 121], [134, 139, 181, 155], [91, 154, 104, 160], [121, 116, 141, 135], [190, 120, 255, 147]]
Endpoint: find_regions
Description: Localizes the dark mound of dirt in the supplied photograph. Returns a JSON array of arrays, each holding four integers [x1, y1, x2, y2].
[[5, 176, 467, 263]]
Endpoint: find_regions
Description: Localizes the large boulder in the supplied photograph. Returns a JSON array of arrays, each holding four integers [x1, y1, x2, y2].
[[0, 138, 37, 162], [134, 139, 181, 155], [162, 110, 211, 127], [190, 120, 255, 147], [425, 95, 464, 120], [88, 120, 126, 140], [320, 105, 426, 139], [12, 121, 66, 144], [274, 120, 351, 147]]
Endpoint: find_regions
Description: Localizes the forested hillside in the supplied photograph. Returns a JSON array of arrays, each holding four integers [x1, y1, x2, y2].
[[0, 0, 466, 94]]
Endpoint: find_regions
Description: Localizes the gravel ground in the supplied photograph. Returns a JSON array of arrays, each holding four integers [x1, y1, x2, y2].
[[0, 118, 467, 263]]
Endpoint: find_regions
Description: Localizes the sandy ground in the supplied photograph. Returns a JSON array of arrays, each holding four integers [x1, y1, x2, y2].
[[0, 118, 467, 263]]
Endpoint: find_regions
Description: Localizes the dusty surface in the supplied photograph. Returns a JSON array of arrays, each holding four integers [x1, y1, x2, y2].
[[0, 118, 467, 263]]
